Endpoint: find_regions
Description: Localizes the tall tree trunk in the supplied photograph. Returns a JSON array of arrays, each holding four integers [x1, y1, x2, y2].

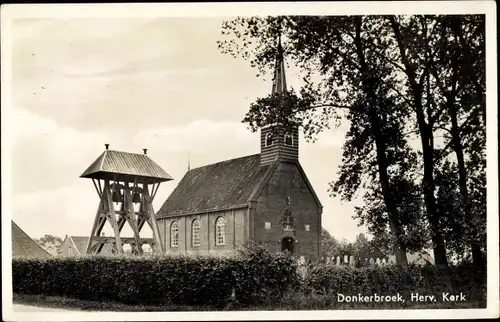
[[448, 98, 485, 266], [370, 107, 409, 266], [354, 18, 408, 266], [449, 16, 486, 127], [443, 15, 485, 267], [388, 17, 449, 268]]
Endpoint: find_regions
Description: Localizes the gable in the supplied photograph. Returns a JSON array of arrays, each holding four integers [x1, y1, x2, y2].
[[12, 221, 52, 260], [70, 236, 114, 255], [252, 161, 322, 209], [70, 236, 90, 254], [157, 154, 272, 217]]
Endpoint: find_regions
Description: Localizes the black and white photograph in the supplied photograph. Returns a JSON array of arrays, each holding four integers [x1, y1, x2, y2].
[[1, 2, 498, 320]]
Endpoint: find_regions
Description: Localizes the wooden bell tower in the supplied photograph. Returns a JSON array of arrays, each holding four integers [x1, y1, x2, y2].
[[80, 144, 173, 255]]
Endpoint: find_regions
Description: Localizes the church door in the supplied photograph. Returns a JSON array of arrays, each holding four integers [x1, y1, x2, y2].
[[281, 236, 295, 254]]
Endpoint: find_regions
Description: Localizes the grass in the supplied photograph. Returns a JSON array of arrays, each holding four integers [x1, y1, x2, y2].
[[13, 293, 486, 312], [13, 294, 215, 312]]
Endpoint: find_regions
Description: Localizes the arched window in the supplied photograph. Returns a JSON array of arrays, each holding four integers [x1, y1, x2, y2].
[[284, 133, 294, 146], [170, 221, 179, 247], [192, 219, 201, 247], [215, 217, 226, 246], [264, 133, 274, 147]]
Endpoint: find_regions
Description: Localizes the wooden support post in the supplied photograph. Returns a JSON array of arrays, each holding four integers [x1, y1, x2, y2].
[[92, 179, 102, 198], [104, 180, 124, 254], [123, 183, 143, 255], [151, 183, 160, 201], [86, 175, 167, 256], [143, 184, 164, 253], [85, 188, 107, 254]]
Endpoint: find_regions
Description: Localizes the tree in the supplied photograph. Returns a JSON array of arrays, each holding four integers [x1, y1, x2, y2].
[[34, 234, 63, 256], [219, 16, 427, 266], [218, 14, 486, 268], [428, 15, 486, 266], [320, 228, 341, 259], [354, 233, 390, 263], [384, 15, 450, 268]]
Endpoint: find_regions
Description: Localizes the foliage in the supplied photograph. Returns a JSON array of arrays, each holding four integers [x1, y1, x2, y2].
[[304, 262, 486, 302], [321, 231, 389, 263], [34, 235, 63, 257], [12, 245, 300, 309], [218, 14, 486, 266]]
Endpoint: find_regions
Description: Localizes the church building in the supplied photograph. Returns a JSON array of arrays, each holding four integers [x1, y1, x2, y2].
[[156, 45, 323, 261]]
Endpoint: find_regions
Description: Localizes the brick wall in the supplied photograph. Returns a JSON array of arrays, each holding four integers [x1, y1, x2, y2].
[[253, 161, 321, 261], [158, 208, 248, 256]]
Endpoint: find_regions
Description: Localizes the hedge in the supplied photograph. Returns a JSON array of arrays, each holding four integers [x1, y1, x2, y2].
[[13, 246, 487, 309], [12, 246, 301, 308], [304, 262, 486, 302]]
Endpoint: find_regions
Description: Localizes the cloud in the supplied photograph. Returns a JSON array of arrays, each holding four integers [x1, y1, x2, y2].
[[132, 119, 255, 153], [6, 17, 367, 243], [12, 182, 96, 238], [11, 107, 107, 161], [10, 108, 111, 194]]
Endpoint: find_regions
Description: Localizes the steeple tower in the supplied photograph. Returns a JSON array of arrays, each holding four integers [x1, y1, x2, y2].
[[260, 34, 299, 165], [271, 35, 287, 95]]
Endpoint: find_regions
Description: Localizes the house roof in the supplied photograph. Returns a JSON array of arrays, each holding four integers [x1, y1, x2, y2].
[[80, 149, 174, 184], [157, 154, 273, 217], [67, 236, 114, 255], [12, 221, 52, 260]]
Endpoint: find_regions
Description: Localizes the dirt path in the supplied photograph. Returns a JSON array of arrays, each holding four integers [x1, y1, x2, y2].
[[12, 303, 77, 312]]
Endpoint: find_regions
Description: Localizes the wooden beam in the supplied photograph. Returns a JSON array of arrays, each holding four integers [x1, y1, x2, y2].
[[95, 215, 107, 237], [104, 180, 124, 254], [137, 187, 148, 232], [92, 179, 102, 198], [93, 236, 154, 244], [85, 194, 105, 254], [137, 216, 147, 232], [89, 241, 102, 254], [97, 179, 103, 196], [113, 210, 145, 215], [143, 184, 164, 253], [150, 183, 157, 201], [123, 183, 143, 255]]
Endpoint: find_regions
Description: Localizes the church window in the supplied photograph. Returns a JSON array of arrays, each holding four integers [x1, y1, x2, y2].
[[284, 133, 294, 146], [215, 217, 226, 246], [264, 133, 274, 147], [192, 219, 201, 247], [170, 221, 179, 247]]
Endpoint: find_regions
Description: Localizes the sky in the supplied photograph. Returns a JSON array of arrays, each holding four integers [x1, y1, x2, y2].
[[7, 16, 371, 242]]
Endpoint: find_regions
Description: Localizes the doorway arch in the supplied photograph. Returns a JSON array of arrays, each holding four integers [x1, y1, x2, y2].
[[281, 236, 295, 254]]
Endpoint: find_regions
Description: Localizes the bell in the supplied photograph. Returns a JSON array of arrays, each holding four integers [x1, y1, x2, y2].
[[132, 192, 141, 203], [112, 190, 123, 202]]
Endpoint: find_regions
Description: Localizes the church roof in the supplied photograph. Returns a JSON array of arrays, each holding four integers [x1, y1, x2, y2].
[[80, 149, 174, 184], [157, 154, 273, 217], [12, 221, 53, 260]]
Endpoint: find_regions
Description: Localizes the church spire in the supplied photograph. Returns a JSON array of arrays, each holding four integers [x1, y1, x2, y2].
[[260, 30, 299, 165], [271, 32, 287, 95]]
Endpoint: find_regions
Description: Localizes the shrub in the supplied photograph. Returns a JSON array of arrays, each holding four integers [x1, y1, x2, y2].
[[304, 262, 486, 302], [12, 245, 299, 308]]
